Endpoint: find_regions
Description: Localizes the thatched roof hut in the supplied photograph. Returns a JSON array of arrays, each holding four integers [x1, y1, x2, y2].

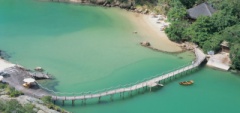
[[187, 2, 216, 19]]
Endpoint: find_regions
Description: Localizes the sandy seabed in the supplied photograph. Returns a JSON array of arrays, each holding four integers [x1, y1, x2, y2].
[[119, 10, 182, 52]]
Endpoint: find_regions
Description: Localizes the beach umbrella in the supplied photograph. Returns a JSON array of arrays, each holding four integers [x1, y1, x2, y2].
[[0, 76, 3, 81], [23, 78, 35, 83]]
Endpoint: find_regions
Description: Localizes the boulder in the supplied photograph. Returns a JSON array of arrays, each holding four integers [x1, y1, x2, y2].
[[94, 0, 106, 4], [0, 90, 7, 95], [35, 67, 44, 72], [120, 2, 131, 9], [106, 4, 111, 7], [130, 6, 136, 10], [135, 7, 143, 13], [32, 72, 50, 79], [142, 9, 148, 14], [37, 110, 46, 113], [114, 1, 120, 6], [140, 41, 151, 46]]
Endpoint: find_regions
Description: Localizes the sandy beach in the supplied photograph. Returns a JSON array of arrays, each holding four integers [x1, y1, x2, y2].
[[0, 58, 15, 72], [121, 11, 182, 52], [50, 0, 181, 52]]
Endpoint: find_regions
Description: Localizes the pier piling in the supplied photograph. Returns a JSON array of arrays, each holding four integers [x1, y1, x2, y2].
[[44, 48, 205, 106], [62, 100, 64, 106]]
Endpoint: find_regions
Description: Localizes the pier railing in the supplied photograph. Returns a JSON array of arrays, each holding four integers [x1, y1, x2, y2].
[[37, 62, 191, 96], [2, 48, 206, 105], [38, 48, 204, 98]]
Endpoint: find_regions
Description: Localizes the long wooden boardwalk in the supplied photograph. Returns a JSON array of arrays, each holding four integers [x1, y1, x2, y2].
[[1, 48, 205, 105], [50, 48, 206, 103]]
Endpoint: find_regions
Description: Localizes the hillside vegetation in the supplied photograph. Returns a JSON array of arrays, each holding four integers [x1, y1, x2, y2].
[[164, 0, 240, 70]]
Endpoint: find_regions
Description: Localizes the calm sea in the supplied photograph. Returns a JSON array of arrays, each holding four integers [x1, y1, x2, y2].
[[0, 0, 240, 113]]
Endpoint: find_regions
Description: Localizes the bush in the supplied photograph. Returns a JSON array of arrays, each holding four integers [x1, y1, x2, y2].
[[41, 96, 67, 113], [0, 100, 6, 111], [54, 106, 64, 112], [23, 103, 35, 113], [0, 100, 35, 113], [6, 86, 23, 97], [0, 82, 7, 89], [40, 96, 52, 104]]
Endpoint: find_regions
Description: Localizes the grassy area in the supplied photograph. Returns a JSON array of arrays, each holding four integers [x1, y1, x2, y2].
[[41, 96, 67, 113], [6, 86, 23, 97], [0, 82, 23, 97], [0, 83, 67, 113], [0, 99, 35, 113]]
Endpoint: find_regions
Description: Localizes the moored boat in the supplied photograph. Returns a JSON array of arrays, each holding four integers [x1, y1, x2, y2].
[[179, 80, 194, 86]]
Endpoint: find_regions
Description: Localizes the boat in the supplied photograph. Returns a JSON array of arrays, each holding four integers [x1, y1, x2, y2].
[[179, 80, 194, 86]]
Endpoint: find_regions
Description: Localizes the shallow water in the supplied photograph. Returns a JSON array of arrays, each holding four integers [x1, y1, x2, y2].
[[1, 0, 240, 113]]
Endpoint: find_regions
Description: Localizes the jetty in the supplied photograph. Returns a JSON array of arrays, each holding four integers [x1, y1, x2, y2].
[[50, 48, 205, 104], [0, 48, 205, 106]]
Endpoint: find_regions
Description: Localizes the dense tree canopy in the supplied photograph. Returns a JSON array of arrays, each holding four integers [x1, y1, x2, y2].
[[165, 20, 189, 42], [167, 1, 186, 21], [221, 25, 240, 69], [165, 0, 240, 70]]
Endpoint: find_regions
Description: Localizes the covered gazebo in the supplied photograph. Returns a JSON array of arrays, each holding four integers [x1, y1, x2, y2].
[[220, 41, 230, 53], [187, 2, 216, 20], [23, 78, 36, 88]]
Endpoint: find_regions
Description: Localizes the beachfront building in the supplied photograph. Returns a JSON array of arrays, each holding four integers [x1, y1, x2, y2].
[[187, 2, 216, 20], [220, 40, 230, 53], [206, 41, 231, 71]]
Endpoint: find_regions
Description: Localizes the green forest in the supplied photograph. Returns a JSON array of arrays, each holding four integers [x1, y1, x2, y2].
[[125, 0, 240, 70], [163, 0, 240, 70]]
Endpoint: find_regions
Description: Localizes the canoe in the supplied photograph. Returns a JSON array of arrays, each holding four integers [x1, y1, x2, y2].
[[179, 80, 194, 86]]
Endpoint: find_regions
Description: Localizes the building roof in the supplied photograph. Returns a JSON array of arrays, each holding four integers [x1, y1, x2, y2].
[[220, 41, 229, 47], [187, 2, 216, 19]]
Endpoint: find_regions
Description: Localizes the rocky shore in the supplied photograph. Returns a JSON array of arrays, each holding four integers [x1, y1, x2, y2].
[[0, 49, 65, 113], [47, 0, 151, 14], [0, 93, 66, 113]]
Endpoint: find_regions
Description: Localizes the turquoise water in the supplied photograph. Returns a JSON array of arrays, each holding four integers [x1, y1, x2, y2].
[[1, 0, 240, 113]]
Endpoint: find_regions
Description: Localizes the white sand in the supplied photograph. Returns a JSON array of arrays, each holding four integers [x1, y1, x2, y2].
[[0, 58, 15, 72], [122, 11, 182, 52]]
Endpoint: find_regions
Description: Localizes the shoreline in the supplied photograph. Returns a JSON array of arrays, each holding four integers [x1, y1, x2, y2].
[[0, 58, 15, 73], [0, 0, 190, 98], [46, 0, 183, 52], [124, 11, 183, 52], [0, 0, 196, 110], [0, 59, 67, 113]]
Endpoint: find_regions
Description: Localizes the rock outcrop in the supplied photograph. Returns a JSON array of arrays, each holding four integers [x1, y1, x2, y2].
[[140, 41, 151, 46], [31, 72, 50, 79], [0, 94, 67, 113]]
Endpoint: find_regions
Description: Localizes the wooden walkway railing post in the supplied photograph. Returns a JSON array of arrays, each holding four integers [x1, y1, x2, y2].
[[31, 48, 206, 106]]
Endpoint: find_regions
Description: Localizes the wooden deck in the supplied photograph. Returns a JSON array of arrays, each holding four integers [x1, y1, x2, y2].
[[50, 48, 206, 101]]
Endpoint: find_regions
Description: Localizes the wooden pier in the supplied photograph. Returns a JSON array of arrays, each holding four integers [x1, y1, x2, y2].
[[50, 48, 206, 104], [1, 48, 206, 106]]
